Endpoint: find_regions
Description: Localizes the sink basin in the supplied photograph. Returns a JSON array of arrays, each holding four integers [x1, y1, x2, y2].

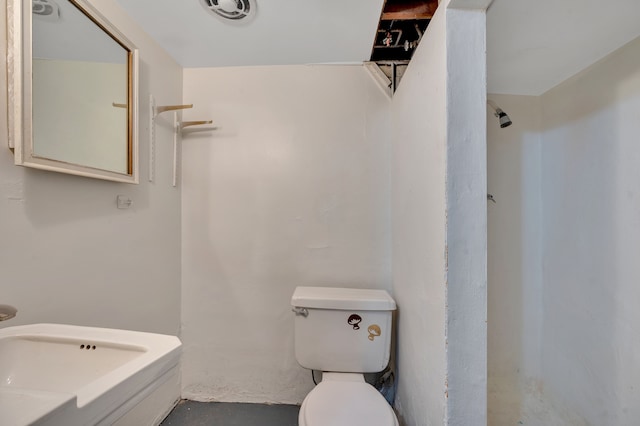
[[0, 324, 181, 425]]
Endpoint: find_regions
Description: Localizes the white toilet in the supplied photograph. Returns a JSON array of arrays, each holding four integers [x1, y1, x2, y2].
[[291, 286, 399, 426]]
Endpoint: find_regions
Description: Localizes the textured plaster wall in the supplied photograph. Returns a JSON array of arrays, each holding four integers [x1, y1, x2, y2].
[[390, 6, 447, 424], [181, 64, 392, 404], [391, 3, 488, 425], [444, 8, 488, 425], [392, 2, 487, 425]]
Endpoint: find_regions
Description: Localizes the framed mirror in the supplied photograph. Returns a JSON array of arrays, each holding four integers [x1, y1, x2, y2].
[[7, 0, 139, 184]]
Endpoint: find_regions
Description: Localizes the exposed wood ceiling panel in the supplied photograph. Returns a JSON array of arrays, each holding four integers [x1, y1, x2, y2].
[[381, 0, 438, 20]]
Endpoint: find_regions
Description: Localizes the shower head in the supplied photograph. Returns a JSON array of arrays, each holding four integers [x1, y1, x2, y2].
[[487, 100, 513, 128], [495, 108, 512, 128]]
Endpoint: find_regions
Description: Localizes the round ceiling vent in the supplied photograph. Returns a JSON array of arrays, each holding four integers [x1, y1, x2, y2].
[[200, 0, 256, 22]]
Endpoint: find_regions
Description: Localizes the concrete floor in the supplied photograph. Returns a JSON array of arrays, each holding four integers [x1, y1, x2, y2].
[[488, 379, 589, 426], [160, 401, 299, 426]]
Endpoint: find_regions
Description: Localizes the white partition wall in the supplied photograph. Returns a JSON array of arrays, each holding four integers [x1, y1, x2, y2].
[[390, 6, 448, 424], [391, 1, 489, 424]]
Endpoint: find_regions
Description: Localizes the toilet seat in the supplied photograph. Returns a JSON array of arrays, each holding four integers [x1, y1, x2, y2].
[[299, 373, 399, 426]]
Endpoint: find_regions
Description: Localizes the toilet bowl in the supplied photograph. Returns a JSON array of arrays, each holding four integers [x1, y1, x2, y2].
[[298, 373, 399, 426]]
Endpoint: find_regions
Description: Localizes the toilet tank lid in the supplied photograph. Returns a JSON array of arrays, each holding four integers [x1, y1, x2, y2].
[[291, 287, 396, 311]]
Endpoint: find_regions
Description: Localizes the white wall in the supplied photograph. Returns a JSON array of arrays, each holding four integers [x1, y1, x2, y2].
[[391, 3, 488, 425], [0, 0, 182, 335], [180, 65, 392, 404], [486, 94, 543, 423], [539, 35, 640, 424], [487, 35, 640, 425], [444, 8, 488, 425], [391, 7, 447, 422]]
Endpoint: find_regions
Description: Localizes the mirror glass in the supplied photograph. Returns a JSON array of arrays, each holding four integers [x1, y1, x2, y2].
[[7, 0, 139, 183], [32, 0, 129, 173]]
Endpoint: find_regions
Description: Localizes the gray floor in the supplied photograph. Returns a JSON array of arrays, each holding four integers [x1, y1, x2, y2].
[[160, 400, 300, 426]]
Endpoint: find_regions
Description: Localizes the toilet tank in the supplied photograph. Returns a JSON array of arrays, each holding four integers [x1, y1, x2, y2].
[[291, 286, 396, 373]]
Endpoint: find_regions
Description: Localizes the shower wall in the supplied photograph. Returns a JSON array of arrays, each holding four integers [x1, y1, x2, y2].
[[539, 35, 640, 425], [487, 94, 543, 424], [488, 35, 640, 425]]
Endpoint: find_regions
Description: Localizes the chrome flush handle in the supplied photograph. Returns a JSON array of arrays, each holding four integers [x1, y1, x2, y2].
[[291, 307, 309, 317], [0, 305, 17, 321]]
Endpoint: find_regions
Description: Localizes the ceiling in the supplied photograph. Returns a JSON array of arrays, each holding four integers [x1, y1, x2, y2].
[[113, 0, 640, 95], [112, 0, 384, 67]]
